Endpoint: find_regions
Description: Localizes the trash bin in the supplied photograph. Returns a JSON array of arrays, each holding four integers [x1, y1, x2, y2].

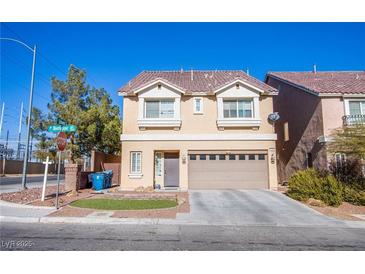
[[102, 170, 113, 188], [92, 173, 105, 191], [87, 173, 94, 188]]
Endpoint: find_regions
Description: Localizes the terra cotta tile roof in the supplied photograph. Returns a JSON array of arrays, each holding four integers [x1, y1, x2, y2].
[[119, 70, 277, 96], [267, 71, 365, 95]]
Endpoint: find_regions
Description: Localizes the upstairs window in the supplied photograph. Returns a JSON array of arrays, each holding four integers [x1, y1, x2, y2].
[[223, 99, 253, 118], [145, 100, 174, 118]]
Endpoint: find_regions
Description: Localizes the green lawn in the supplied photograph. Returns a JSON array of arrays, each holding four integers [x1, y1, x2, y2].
[[70, 198, 177, 210]]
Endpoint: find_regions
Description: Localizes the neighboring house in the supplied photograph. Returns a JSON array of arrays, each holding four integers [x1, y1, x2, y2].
[[118, 70, 278, 190], [265, 71, 365, 183]]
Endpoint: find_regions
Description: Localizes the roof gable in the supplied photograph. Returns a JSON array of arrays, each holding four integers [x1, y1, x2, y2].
[[133, 79, 185, 95], [214, 79, 265, 94]]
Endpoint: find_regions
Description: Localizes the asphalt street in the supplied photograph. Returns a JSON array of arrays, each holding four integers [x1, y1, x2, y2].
[[1, 222, 365, 251], [0, 175, 65, 193]]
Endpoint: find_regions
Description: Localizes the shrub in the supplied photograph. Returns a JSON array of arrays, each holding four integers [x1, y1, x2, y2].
[[287, 169, 343, 207], [360, 192, 365, 206], [329, 157, 365, 190], [342, 185, 365, 206]]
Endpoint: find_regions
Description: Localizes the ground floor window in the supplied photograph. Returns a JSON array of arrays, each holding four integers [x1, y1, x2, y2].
[[130, 152, 142, 174]]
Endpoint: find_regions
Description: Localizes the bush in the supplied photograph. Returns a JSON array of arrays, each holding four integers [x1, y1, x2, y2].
[[329, 158, 365, 190], [287, 169, 343, 207], [360, 192, 365, 206], [342, 185, 365, 206]]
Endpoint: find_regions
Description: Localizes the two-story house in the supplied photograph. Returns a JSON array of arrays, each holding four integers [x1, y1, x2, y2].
[[118, 70, 278, 190], [265, 71, 365, 183]]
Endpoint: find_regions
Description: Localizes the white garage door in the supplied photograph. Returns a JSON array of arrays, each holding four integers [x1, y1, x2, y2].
[[188, 151, 269, 189]]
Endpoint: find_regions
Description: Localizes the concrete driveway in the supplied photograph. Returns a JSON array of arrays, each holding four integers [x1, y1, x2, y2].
[[174, 190, 346, 226]]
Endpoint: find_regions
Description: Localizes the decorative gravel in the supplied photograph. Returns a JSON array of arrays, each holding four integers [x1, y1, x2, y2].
[[0, 185, 65, 204], [306, 202, 365, 221]]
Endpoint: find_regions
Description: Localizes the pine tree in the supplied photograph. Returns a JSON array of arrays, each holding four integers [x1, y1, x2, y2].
[[49, 65, 121, 163]]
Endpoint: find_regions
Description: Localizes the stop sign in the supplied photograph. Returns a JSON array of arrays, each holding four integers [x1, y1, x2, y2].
[[56, 132, 67, 151]]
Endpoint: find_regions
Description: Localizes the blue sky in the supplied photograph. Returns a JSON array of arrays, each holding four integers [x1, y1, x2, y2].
[[1, 23, 365, 142]]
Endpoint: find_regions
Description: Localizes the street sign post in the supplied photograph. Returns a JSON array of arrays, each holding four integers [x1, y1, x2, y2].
[[55, 132, 67, 210], [41, 156, 51, 202]]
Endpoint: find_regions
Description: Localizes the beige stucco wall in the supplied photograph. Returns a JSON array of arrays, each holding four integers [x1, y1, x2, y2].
[[120, 84, 277, 190], [121, 140, 278, 190], [321, 97, 345, 136], [122, 95, 275, 135]]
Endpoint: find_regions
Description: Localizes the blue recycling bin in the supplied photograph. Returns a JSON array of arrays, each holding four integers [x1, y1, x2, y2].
[[102, 170, 113, 188], [92, 173, 105, 191]]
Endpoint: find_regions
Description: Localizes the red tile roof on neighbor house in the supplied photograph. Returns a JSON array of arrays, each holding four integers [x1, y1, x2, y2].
[[267, 71, 365, 95], [119, 70, 277, 96]]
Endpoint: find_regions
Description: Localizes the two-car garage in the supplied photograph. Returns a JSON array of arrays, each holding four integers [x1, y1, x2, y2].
[[188, 151, 269, 189]]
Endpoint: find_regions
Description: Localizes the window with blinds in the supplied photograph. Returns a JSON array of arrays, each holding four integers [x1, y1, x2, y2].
[[145, 100, 174, 118]]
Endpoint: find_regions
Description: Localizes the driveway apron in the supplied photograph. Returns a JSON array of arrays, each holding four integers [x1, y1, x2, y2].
[[175, 190, 345, 226]]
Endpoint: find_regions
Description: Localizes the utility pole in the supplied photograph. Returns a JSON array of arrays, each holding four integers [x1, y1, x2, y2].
[[2, 130, 9, 175], [0, 38, 37, 189], [5, 130, 9, 150], [21, 45, 37, 189], [0, 102, 4, 138], [17, 102, 23, 159], [29, 137, 33, 162], [5, 129, 9, 158]]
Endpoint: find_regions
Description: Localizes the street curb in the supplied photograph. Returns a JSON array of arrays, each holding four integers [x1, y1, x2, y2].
[[0, 200, 55, 210], [1, 214, 364, 228], [0, 216, 41, 223], [40, 216, 161, 225]]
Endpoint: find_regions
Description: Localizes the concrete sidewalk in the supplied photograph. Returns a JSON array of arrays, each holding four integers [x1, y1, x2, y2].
[[0, 200, 56, 222]]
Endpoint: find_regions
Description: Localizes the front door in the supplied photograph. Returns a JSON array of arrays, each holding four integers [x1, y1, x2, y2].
[[164, 153, 179, 187]]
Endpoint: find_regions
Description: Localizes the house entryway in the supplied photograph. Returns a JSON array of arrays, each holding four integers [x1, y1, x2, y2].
[[154, 151, 180, 189]]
